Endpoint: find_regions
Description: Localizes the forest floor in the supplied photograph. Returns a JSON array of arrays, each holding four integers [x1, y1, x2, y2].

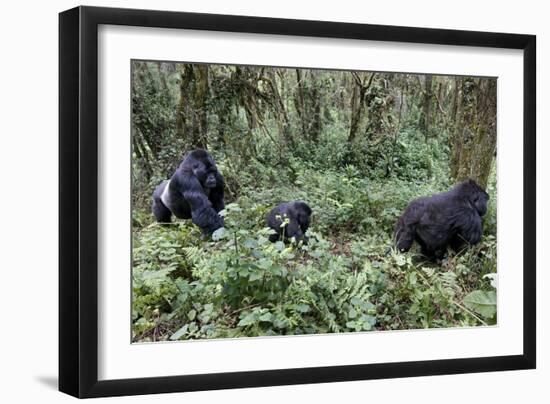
[[131, 167, 498, 342]]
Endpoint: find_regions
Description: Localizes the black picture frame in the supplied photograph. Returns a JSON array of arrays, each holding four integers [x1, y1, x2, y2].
[[59, 5, 536, 398]]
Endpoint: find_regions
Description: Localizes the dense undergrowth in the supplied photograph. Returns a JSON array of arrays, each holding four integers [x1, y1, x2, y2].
[[132, 129, 497, 342]]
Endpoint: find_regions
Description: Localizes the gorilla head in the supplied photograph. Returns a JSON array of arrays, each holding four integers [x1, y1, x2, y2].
[[152, 149, 225, 235], [394, 179, 489, 258], [466, 179, 489, 216], [266, 201, 312, 243], [189, 150, 219, 190]]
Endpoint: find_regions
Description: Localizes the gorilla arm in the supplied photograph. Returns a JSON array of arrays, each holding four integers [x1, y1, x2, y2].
[[209, 171, 225, 213], [284, 219, 304, 241], [455, 210, 483, 246], [177, 172, 224, 235]]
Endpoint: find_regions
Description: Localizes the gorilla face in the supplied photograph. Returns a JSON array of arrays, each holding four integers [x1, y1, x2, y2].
[[465, 179, 489, 216], [202, 169, 218, 189], [293, 202, 312, 229], [473, 191, 489, 216], [193, 160, 218, 189]]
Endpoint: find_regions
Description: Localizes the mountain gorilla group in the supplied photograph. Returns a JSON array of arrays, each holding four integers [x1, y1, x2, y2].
[[152, 149, 489, 257]]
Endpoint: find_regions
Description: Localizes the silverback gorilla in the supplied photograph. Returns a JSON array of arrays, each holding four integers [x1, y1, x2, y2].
[[394, 179, 489, 258], [152, 149, 225, 235], [266, 201, 312, 243]]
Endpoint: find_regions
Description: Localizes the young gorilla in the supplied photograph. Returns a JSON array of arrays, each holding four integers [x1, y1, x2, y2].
[[266, 201, 312, 243], [394, 179, 489, 258], [152, 149, 225, 235]]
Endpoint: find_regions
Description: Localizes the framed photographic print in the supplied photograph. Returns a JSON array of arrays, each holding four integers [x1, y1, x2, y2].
[[59, 6, 536, 398]]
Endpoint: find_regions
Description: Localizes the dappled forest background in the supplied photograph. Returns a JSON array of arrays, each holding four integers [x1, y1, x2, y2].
[[131, 61, 498, 342]]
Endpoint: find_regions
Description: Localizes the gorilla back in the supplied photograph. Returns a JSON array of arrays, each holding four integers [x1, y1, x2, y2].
[[394, 179, 489, 258], [152, 149, 225, 235]]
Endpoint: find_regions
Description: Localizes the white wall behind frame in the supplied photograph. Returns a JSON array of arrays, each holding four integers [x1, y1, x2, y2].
[[1, 1, 545, 404]]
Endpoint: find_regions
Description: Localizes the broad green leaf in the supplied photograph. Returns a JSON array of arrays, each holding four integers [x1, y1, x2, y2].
[[249, 272, 263, 282], [243, 238, 257, 249], [169, 324, 189, 341], [273, 317, 288, 329], [211, 227, 226, 241], [360, 314, 377, 326], [294, 304, 310, 313], [259, 313, 273, 322], [237, 313, 256, 327], [463, 290, 497, 319]]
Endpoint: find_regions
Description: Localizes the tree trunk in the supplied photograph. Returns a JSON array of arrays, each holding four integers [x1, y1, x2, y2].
[[419, 74, 433, 139], [266, 69, 290, 138], [451, 78, 497, 189], [309, 70, 322, 141], [294, 69, 307, 135], [176, 65, 193, 145], [450, 77, 463, 179], [176, 64, 209, 149], [293, 70, 322, 141], [450, 76, 460, 124], [348, 72, 375, 144], [193, 65, 209, 148]]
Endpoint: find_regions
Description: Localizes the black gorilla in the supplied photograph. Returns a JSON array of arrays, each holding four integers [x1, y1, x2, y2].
[[266, 201, 312, 243], [394, 179, 489, 258], [152, 149, 225, 235]]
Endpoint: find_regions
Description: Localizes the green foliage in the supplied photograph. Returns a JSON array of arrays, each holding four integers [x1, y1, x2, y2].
[[132, 173, 497, 341], [131, 62, 498, 342]]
